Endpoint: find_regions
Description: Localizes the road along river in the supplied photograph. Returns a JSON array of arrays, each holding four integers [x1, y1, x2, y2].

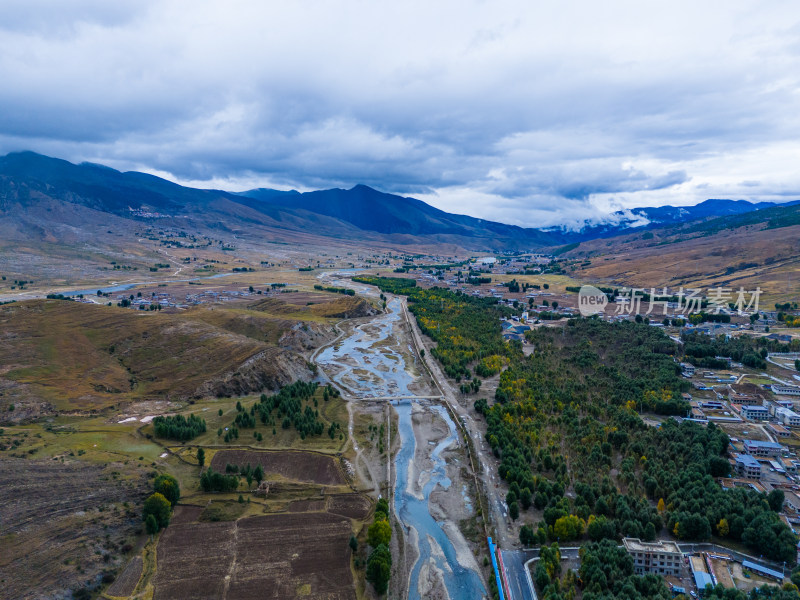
[[314, 296, 486, 599]]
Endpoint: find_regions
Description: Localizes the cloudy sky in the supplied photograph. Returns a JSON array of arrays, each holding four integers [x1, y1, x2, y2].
[[1, 1, 799, 228]]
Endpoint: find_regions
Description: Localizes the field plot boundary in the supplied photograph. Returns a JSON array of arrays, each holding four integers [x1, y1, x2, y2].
[[104, 555, 143, 598]]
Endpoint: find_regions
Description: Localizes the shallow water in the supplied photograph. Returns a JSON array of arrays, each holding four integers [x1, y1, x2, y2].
[[394, 401, 486, 599], [316, 297, 414, 398], [315, 296, 485, 598], [61, 272, 238, 296]]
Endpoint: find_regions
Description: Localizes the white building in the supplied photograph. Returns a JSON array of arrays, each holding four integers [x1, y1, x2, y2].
[[775, 407, 800, 428], [743, 440, 785, 457], [740, 405, 770, 421], [773, 384, 800, 397], [735, 454, 762, 479], [623, 538, 682, 576]]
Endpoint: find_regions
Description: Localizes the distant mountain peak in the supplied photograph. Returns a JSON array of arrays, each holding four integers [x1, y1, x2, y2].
[[2, 151, 797, 251]]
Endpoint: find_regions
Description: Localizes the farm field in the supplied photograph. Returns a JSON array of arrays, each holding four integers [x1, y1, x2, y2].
[[140, 480, 371, 600], [209, 449, 346, 486], [153, 511, 357, 600], [104, 555, 143, 597], [0, 283, 382, 600], [0, 457, 148, 600]]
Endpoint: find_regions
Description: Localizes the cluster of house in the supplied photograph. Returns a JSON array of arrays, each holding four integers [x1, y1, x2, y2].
[[183, 289, 254, 305], [685, 380, 800, 425], [114, 292, 178, 308], [110, 288, 262, 310], [731, 440, 794, 480]]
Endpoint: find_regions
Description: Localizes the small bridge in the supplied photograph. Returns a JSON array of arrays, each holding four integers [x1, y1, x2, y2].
[[345, 395, 443, 402]]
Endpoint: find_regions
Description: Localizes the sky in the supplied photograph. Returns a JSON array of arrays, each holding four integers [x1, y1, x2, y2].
[[1, 1, 800, 229]]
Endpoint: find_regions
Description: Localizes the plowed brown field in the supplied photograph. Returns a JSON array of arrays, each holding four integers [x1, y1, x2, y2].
[[154, 512, 355, 600], [210, 449, 345, 485]]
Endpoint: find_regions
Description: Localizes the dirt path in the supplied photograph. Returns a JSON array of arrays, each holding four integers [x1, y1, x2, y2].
[[221, 521, 240, 599], [346, 399, 380, 496]]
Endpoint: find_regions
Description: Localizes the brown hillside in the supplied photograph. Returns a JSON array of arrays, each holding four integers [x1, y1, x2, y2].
[[248, 292, 376, 319], [0, 300, 320, 419], [564, 222, 800, 303]]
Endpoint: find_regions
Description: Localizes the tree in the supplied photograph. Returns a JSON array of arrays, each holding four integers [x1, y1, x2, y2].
[[587, 515, 616, 541], [375, 498, 389, 519], [366, 544, 391, 595], [509, 501, 519, 521], [768, 489, 785, 512], [367, 519, 392, 547], [253, 464, 264, 485], [197, 448, 205, 467], [552, 515, 585, 541], [145, 514, 159, 536], [152, 414, 206, 441], [349, 536, 358, 552], [200, 467, 239, 492], [717, 518, 730, 537], [520, 524, 536, 546], [153, 474, 180, 506], [535, 562, 550, 591], [143, 492, 172, 531], [796, 359, 800, 372], [657, 498, 665, 513], [520, 488, 532, 510]]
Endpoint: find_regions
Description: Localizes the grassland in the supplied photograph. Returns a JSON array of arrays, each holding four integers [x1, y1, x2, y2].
[[152, 388, 350, 452], [248, 293, 376, 320]]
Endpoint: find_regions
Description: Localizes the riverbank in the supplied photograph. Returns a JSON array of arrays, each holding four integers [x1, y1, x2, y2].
[[409, 403, 485, 599], [311, 288, 486, 599]]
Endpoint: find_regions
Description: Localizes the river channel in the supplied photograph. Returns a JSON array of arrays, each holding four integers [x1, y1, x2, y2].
[[315, 296, 486, 599]]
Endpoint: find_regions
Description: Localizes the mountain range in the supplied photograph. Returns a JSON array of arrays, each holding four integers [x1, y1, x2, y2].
[[1, 151, 797, 253]]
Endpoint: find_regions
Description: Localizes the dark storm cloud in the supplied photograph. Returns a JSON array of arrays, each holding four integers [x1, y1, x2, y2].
[[1, 0, 799, 227]]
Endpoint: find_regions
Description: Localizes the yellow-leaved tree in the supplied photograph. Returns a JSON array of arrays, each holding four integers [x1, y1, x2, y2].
[[717, 518, 730, 537]]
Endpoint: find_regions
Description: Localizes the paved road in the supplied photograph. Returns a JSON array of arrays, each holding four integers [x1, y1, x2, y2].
[[506, 548, 583, 600], [344, 395, 443, 401], [502, 550, 536, 600]]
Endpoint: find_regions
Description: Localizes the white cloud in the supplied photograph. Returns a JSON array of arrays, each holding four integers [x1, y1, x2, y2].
[[1, 0, 800, 227]]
